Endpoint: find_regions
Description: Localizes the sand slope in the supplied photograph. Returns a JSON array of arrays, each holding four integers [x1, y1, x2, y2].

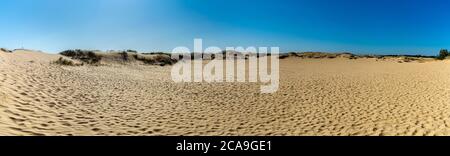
[[1, 50, 450, 136]]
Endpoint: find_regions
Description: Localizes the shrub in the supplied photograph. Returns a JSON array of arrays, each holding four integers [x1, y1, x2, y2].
[[53, 57, 79, 66], [135, 54, 177, 66], [0, 48, 12, 53], [120, 52, 129, 61], [278, 54, 289, 59], [126, 49, 138, 53], [141, 52, 169, 55], [154, 55, 177, 66], [60, 49, 178, 66], [60, 49, 102, 64], [348, 55, 358, 59], [437, 49, 449, 60]]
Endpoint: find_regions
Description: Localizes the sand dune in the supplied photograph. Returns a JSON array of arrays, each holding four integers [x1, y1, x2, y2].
[[1, 50, 450, 136]]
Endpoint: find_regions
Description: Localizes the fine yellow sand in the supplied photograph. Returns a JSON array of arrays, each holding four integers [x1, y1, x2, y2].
[[1, 50, 450, 136]]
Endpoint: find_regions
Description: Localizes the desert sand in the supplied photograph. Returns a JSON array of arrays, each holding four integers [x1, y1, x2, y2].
[[1, 50, 450, 136]]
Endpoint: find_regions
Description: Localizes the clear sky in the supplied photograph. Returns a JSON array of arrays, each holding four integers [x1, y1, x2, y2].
[[1, 0, 450, 55]]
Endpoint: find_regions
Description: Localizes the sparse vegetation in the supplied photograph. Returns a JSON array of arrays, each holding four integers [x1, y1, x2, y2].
[[141, 52, 170, 55], [0, 48, 12, 53], [52, 57, 81, 66], [53, 50, 444, 66], [135, 54, 177, 66], [381, 54, 435, 58], [437, 49, 449, 60], [285, 52, 357, 59], [266, 52, 438, 63], [126, 49, 138, 53], [60, 49, 102, 64], [120, 52, 129, 61], [278, 54, 289, 59], [59, 49, 178, 66]]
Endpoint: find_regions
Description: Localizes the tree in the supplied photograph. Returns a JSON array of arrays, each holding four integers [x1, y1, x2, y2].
[[438, 49, 449, 60]]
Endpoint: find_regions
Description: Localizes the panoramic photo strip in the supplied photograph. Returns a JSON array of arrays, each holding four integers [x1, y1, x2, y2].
[[1, 0, 450, 154]]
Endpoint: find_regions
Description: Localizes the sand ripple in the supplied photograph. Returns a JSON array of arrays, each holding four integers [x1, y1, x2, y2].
[[1, 51, 450, 136]]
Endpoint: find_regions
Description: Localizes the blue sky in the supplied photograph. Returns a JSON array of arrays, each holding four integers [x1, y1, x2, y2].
[[0, 0, 450, 55]]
